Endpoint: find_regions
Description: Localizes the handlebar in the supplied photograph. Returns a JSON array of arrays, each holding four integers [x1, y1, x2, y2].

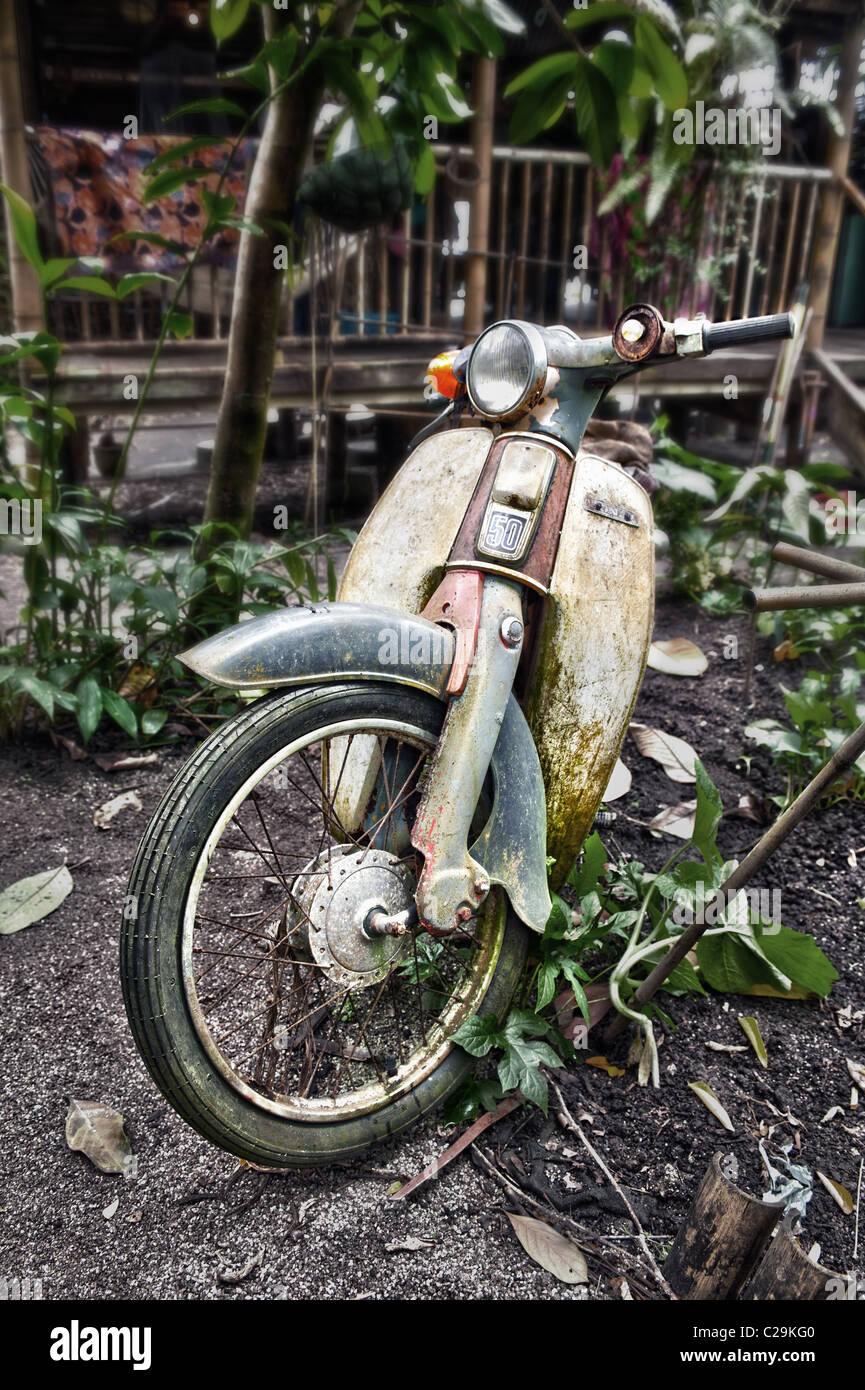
[[702, 312, 795, 352], [535, 304, 798, 373]]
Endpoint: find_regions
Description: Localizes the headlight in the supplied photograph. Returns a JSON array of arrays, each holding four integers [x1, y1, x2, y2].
[[466, 320, 548, 421]]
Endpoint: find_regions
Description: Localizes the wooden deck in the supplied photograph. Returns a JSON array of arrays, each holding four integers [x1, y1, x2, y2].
[[54, 330, 865, 418]]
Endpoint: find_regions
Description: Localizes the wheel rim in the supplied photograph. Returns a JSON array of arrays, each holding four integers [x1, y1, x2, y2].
[[181, 715, 505, 1122]]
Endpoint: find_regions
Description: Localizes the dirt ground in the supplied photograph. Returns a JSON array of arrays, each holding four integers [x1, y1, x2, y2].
[[0, 589, 863, 1301]]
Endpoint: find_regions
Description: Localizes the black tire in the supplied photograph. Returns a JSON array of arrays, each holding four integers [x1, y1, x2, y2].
[[121, 682, 527, 1167]]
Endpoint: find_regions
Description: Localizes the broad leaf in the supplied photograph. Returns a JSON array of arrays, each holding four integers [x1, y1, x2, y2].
[[573, 55, 618, 168], [65, 1099, 134, 1174], [630, 722, 697, 782], [634, 14, 688, 109], [144, 166, 214, 204], [75, 675, 102, 744], [0, 183, 44, 274], [210, 0, 251, 45], [693, 758, 723, 868], [648, 637, 707, 677], [0, 865, 73, 936], [506, 1214, 588, 1284]]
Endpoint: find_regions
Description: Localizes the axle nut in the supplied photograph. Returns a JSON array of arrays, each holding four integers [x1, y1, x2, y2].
[[500, 616, 523, 648]]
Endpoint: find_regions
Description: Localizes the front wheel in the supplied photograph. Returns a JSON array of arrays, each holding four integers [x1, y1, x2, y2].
[[121, 682, 527, 1167]]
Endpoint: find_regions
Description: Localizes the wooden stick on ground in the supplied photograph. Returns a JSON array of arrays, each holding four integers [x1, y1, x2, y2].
[[551, 1080, 674, 1299], [608, 715, 865, 1041]]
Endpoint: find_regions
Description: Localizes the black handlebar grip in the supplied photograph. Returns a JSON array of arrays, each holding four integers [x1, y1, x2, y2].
[[702, 312, 796, 352]]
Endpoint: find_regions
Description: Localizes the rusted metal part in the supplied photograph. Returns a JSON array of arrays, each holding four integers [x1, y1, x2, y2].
[[289, 843, 413, 990], [612, 303, 665, 361], [468, 693, 553, 934], [411, 576, 529, 936], [421, 568, 484, 696], [583, 493, 641, 527], [365, 904, 418, 937], [447, 432, 576, 592], [178, 602, 456, 698]]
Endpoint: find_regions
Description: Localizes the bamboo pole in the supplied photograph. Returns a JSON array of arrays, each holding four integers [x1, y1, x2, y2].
[[495, 156, 510, 320], [515, 160, 531, 319], [772, 540, 865, 582], [806, 6, 865, 351], [664, 1154, 781, 1300], [608, 713, 865, 1040], [463, 55, 496, 338], [0, 0, 42, 335], [746, 581, 865, 611]]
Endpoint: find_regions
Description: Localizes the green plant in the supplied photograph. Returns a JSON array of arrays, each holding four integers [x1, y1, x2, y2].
[[745, 662, 865, 806], [650, 416, 851, 612], [0, 498, 341, 741], [451, 760, 837, 1117]]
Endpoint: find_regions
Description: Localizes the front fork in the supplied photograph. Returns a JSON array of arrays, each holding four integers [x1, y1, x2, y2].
[[411, 572, 525, 935]]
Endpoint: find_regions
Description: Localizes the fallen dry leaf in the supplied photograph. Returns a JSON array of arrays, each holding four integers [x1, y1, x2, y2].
[[725, 793, 766, 825], [0, 865, 73, 936], [65, 1099, 134, 1174], [93, 751, 160, 773], [846, 1058, 865, 1090], [117, 662, 157, 701], [687, 1081, 735, 1132], [49, 730, 88, 761], [506, 1213, 588, 1285], [384, 1236, 435, 1253], [630, 723, 697, 783], [816, 1172, 854, 1214], [217, 1250, 263, 1285], [707, 1041, 748, 1053], [647, 637, 708, 677], [820, 1106, 843, 1124], [650, 800, 697, 839], [586, 1055, 625, 1078], [603, 758, 631, 802], [773, 638, 800, 662], [93, 790, 143, 829]]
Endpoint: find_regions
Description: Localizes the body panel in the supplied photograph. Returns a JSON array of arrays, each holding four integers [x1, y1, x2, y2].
[[524, 450, 654, 887], [337, 426, 494, 613], [340, 432, 654, 888]]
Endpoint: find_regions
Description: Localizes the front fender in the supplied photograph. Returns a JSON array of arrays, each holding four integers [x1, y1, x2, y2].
[[179, 602, 551, 936], [179, 602, 456, 698]]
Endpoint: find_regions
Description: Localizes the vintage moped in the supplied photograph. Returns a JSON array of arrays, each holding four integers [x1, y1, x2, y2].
[[122, 303, 794, 1165]]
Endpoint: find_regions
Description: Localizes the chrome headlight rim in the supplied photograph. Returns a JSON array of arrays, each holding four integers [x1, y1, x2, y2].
[[466, 319, 549, 422]]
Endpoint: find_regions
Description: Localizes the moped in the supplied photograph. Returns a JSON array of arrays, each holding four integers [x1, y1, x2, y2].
[[122, 303, 794, 1166]]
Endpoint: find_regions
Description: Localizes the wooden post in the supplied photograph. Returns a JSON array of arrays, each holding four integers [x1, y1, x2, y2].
[[0, 0, 42, 334], [663, 1153, 782, 1300], [805, 7, 865, 352], [464, 55, 496, 339]]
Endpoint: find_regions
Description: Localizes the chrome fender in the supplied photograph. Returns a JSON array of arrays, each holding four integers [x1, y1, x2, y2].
[[179, 602, 456, 698], [179, 602, 551, 935]]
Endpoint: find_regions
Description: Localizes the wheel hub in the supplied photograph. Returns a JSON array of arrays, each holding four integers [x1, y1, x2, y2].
[[289, 843, 415, 988]]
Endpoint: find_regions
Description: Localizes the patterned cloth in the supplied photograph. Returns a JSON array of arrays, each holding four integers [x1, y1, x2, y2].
[[32, 126, 255, 271]]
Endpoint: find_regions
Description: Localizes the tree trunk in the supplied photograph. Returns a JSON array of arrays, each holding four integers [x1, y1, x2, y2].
[[199, 5, 358, 552]]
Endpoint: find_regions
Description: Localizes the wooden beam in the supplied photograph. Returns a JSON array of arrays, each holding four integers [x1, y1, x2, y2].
[[0, 0, 42, 334], [805, 7, 865, 351]]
